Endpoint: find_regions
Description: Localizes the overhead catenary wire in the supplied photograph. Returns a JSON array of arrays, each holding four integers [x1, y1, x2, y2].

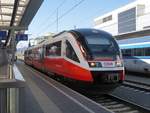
[[37, 0, 66, 32], [37, 0, 85, 36], [58, 0, 85, 21]]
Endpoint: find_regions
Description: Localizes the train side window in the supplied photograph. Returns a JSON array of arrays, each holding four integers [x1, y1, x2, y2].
[[134, 48, 143, 56], [122, 49, 132, 56], [46, 45, 50, 56], [121, 49, 126, 56], [34, 48, 43, 60], [145, 48, 150, 56], [131, 49, 135, 56], [66, 40, 80, 63], [46, 41, 61, 56], [28, 50, 32, 57]]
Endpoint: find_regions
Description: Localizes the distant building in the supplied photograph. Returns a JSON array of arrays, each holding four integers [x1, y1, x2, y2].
[[29, 32, 55, 46], [94, 0, 150, 36]]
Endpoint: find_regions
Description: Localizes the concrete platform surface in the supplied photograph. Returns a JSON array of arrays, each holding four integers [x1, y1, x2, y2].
[[16, 61, 112, 113]]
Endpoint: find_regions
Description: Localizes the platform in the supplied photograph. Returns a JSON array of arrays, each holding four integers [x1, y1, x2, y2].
[[0, 49, 25, 113], [16, 60, 112, 113]]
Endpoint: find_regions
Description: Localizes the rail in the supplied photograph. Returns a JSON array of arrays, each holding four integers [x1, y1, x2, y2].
[[123, 80, 150, 92], [0, 64, 25, 113]]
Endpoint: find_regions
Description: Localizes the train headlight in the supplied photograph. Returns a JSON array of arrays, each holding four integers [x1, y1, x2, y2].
[[89, 62, 96, 67], [116, 61, 122, 67], [116, 55, 122, 67], [88, 62, 101, 68]]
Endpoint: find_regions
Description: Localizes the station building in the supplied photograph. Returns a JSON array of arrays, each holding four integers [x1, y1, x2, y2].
[[94, 0, 150, 36]]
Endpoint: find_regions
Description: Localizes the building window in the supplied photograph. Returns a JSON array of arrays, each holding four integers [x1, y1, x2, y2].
[[66, 40, 80, 63], [118, 7, 136, 34], [46, 41, 61, 56], [102, 15, 112, 23], [94, 19, 103, 26], [94, 15, 112, 26], [137, 5, 145, 16]]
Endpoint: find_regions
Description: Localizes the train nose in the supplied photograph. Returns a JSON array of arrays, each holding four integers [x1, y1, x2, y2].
[[91, 71, 123, 84], [106, 74, 119, 82]]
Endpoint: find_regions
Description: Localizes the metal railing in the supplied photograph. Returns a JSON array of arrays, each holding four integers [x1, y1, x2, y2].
[[0, 64, 25, 113]]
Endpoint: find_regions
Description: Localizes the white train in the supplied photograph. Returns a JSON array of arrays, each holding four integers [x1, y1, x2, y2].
[[119, 38, 150, 74]]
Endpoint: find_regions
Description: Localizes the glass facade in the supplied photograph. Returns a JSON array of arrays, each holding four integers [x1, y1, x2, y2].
[[118, 7, 136, 33]]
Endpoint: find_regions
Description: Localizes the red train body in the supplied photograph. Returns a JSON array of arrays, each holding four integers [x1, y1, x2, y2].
[[24, 29, 125, 89]]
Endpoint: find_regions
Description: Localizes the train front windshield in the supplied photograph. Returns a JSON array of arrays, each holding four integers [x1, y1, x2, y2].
[[85, 35, 119, 58]]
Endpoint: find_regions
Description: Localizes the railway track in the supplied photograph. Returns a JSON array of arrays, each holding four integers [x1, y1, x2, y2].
[[59, 81, 150, 113], [82, 93, 149, 113], [58, 79, 150, 113], [48, 75, 150, 113], [123, 80, 150, 92]]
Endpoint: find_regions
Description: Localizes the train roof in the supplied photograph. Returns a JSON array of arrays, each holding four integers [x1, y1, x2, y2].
[[25, 28, 115, 51], [25, 40, 47, 51], [53, 28, 113, 38], [69, 28, 113, 37]]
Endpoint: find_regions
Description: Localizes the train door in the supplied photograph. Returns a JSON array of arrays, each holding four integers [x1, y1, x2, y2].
[[39, 46, 45, 71], [28, 50, 33, 65], [132, 48, 144, 72], [42, 45, 47, 72], [33, 47, 42, 69], [53, 41, 63, 75], [63, 39, 81, 79], [44, 41, 63, 74], [39, 47, 44, 62], [123, 49, 135, 71]]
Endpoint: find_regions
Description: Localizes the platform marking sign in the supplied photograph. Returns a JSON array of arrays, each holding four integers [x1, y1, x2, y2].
[[0, 31, 7, 40], [16, 34, 28, 41]]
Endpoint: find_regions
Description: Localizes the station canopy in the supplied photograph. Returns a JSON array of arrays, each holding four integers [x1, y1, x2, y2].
[[0, 0, 29, 27], [0, 0, 43, 45]]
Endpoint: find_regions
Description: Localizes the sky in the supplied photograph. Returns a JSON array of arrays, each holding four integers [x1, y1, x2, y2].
[[17, 0, 135, 49]]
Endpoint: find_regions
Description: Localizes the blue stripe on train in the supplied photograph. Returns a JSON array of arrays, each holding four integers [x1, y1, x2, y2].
[[119, 44, 150, 49], [123, 56, 150, 59]]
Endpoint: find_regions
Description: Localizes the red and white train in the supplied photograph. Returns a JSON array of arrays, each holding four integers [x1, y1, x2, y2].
[[24, 28, 125, 89]]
